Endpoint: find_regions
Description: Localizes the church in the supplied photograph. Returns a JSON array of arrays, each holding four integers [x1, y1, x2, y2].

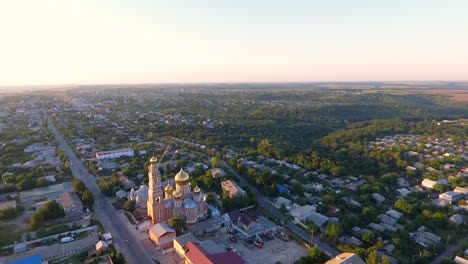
[[147, 156, 208, 224]]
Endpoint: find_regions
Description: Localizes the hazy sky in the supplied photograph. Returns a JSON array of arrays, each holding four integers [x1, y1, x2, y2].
[[1, 0, 467, 85]]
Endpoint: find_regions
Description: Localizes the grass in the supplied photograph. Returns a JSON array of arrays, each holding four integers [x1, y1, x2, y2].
[[124, 211, 137, 224], [0, 225, 23, 247], [36, 224, 72, 238]]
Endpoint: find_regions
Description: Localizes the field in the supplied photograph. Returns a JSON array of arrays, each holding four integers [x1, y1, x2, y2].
[[366, 88, 468, 103], [0, 225, 23, 247]]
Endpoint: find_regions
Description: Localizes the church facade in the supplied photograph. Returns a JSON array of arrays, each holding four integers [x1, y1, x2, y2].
[[147, 156, 208, 224]]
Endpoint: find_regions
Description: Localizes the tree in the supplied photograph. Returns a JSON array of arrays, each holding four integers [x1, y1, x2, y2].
[[325, 223, 342, 239], [73, 179, 86, 196], [30, 212, 44, 230], [394, 199, 413, 215], [124, 200, 136, 212], [366, 249, 378, 264], [168, 217, 186, 235], [205, 193, 216, 205], [81, 190, 95, 207], [210, 156, 221, 168], [42, 200, 65, 219], [36, 177, 49, 187]]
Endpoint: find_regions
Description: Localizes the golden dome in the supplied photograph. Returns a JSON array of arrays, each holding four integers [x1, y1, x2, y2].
[[193, 185, 201, 194], [164, 184, 173, 192], [175, 169, 190, 183], [149, 156, 158, 164], [173, 190, 182, 199]]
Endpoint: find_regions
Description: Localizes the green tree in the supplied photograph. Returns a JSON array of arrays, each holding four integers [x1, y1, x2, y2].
[[325, 223, 342, 239], [168, 217, 186, 235], [210, 156, 221, 168], [36, 177, 49, 187], [30, 212, 45, 230], [73, 179, 86, 196], [81, 190, 95, 207], [124, 200, 136, 212]]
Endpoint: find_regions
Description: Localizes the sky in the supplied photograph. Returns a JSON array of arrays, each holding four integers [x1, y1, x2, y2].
[[0, 0, 467, 85]]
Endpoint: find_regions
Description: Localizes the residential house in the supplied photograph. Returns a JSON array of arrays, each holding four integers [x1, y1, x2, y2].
[[449, 214, 464, 226], [210, 168, 225, 178], [325, 253, 365, 264], [95, 240, 108, 253], [421, 179, 437, 189], [60, 192, 83, 218], [305, 212, 329, 229], [221, 180, 246, 198], [149, 223, 176, 253], [439, 191, 463, 204]]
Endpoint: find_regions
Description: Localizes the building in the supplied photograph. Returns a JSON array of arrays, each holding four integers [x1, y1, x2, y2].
[[149, 223, 176, 253], [102, 232, 113, 245], [174, 233, 197, 259], [95, 240, 108, 253], [147, 157, 208, 225], [273, 197, 292, 210], [439, 191, 463, 204], [183, 241, 247, 264], [210, 168, 225, 178], [325, 253, 365, 264], [226, 209, 257, 233], [127, 184, 149, 208], [221, 180, 246, 198], [60, 192, 83, 217], [95, 148, 134, 160], [421, 179, 437, 189], [0, 200, 16, 210]]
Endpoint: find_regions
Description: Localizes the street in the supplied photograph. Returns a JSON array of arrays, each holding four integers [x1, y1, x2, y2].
[[220, 160, 340, 257], [44, 110, 155, 264]]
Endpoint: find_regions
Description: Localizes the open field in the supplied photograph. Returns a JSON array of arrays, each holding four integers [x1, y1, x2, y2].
[[365, 89, 468, 102]]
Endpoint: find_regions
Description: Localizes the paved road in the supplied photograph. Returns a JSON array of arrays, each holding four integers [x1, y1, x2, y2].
[[44, 110, 155, 264], [430, 236, 468, 264], [220, 160, 340, 257]]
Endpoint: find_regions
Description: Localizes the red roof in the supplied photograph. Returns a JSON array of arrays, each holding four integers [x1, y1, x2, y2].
[[209, 252, 247, 264], [185, 241, 212, 264], [184, 241, 246, 264]]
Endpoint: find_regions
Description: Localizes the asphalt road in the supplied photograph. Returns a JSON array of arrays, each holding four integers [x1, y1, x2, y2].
[[220, 160, 340, 257], [44, 110, 155, 264]]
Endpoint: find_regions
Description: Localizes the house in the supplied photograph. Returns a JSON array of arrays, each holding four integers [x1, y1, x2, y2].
[[149, 223, 176, 253], [396, 188, 411, 198], [454, 256, 468, 264], [454, 187, 468, 196], [226, 210, 258, 233], [290, 204, 316, 222], [210, 168, 225, 178], [0, 200, 17, 210], [116, 172, 135, 190], [449, 214, 464, 226], [221, 180, 246, 198], [95, 240, 108, 253], [372, 193, 386, 204], [421, 179, 437, 189], [60, 192, 83, 217], [439, 191, 463, 204], [238, 213, 257, 232], [386, 210, 403, 220], [325, 253, 365, 264], [102, 232, 113, 245], [115, 190, 127, 199], [273, 197, 292, 210], [305, 212, 329, 228]]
